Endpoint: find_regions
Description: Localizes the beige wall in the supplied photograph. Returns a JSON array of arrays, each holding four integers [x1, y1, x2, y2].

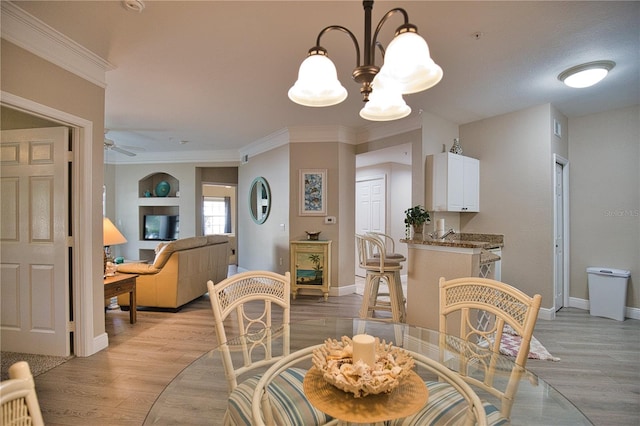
[[1, 40, 107, 340], [238, 144, 291, 272], [569, 105, 639, 308], [289, 141, 354, 291], [336, 142, 357, 289], [458, 104, 559, 308]]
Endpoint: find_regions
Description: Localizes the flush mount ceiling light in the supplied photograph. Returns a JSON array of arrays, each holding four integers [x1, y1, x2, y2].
[[558, 60, 616, 88], [288, 0, 443, 122]]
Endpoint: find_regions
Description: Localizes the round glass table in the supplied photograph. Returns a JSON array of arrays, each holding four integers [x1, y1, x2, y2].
[[144, 318, 592, 425]]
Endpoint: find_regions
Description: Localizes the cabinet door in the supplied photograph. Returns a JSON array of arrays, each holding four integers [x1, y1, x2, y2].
[[446, 153, 465, 211], [462, 156, 479, 211]]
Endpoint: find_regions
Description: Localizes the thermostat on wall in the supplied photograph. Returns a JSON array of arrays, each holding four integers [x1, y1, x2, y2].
[[324, 216, 336, 224]]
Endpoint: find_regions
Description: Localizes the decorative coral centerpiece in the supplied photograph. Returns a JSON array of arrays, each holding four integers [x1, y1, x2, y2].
[[312, 336, 415, 398]]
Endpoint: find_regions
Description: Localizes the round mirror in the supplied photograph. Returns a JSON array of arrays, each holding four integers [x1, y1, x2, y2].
[[249, 177, 271, 224]]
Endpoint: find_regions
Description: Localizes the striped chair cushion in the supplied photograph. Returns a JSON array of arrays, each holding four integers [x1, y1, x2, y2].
[[391, 381, 508, 426], [225, 367, 332, 425]]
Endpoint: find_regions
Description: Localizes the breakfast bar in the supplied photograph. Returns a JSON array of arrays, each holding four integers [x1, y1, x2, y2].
[[401, 234, 503, 330]]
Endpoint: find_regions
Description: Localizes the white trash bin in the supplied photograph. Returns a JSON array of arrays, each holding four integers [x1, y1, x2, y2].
[[587, 267, 631, 321]]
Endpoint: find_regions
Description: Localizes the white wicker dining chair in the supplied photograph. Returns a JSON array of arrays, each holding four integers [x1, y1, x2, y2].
[[207, 270, 331, 426], [0, 361, 45, 426], [393, 276, 542, 425], [251, 345, 488, 426]]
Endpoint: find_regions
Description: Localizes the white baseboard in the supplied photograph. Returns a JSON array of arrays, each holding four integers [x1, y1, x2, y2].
[[569, 297, 640, 320], [330, 284, 357, 297], [93, 332, 109, 355], [537, 307, 556, 321]]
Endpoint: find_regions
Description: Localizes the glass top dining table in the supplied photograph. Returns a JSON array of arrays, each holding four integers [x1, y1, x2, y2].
[[144, 318, 592, 425]]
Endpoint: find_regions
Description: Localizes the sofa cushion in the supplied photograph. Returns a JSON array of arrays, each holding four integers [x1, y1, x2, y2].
[[152, 236, 208, 269], [116, 262, 160, 275], [206, 234, 230, 245]]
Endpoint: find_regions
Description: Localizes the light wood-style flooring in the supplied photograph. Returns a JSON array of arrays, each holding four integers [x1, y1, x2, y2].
[[33, 286, 639, 425]]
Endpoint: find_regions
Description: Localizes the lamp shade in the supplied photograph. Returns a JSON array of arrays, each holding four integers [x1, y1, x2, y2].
[[381, 30, 443, 94], [103, 217, 127, 246], [359, 74, 411, 121], [288, 52, 348, 107]]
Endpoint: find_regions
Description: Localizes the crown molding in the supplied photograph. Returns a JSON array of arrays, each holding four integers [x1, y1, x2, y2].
[[356, 113, 422, 143], [1, 1, 114, 88], [238, 124, 360, 161], [288, 125, 357, 144], [239, 128, 290, 159], [105, 149, 240, 165]]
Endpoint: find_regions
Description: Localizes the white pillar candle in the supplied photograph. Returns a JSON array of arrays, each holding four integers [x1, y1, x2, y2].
[[352, 334, 376, 367]]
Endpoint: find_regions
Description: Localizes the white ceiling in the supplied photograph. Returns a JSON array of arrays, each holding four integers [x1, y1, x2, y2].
[[11, 1, 640, 163]]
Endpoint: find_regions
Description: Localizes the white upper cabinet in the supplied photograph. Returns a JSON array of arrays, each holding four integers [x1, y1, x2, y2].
[[426, 152, 479, 212]]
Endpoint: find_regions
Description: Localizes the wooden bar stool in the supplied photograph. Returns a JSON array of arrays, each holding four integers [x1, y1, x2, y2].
[[366, 231, 406, 263], [355, 234, 406, 322]]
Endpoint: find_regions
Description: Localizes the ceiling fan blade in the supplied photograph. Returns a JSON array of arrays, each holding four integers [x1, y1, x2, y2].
[[111, 146, 136, 156], [120, 144, 146, 152]]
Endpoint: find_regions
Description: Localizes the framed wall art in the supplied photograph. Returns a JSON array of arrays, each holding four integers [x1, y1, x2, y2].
[[299, 169, 327, 216]]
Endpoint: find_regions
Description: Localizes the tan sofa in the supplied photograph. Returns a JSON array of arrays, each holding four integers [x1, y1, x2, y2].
[[116, 235, 229, 311]]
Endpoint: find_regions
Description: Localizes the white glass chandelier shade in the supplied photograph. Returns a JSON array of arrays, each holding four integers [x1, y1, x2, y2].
[[359, 74, 411, 121], [558, 60, 615, 88], [381, 30, 443, 94], [288, 53, 348, 107]]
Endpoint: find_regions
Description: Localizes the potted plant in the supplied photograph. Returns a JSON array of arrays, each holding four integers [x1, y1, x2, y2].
[[404, 205, 430, 240]]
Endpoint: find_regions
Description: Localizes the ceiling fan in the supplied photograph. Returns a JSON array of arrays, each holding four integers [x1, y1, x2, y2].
[[104, 130, 144, 157]]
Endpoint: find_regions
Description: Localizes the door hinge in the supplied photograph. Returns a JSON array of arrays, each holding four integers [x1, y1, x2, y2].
[[67, 321, 76, 332]]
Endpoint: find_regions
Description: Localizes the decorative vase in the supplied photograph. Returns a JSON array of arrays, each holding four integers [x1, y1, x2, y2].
[[155, 180, 170, 197], [306, 231, 321, 241], [450, 138, 463, 155], [412, 224, 424, 241]]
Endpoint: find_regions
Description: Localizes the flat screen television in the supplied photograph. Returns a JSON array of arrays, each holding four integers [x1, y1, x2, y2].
[[144, 214, 179, 241]]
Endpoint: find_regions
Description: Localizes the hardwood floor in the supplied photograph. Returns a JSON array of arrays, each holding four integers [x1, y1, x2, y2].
[[33, 289, 638, 425]]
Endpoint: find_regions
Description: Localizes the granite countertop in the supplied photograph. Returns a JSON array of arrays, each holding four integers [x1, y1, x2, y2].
[[401, 233, 504, 264], [401, 238, 488, 249], [456, 233, 504, 249]]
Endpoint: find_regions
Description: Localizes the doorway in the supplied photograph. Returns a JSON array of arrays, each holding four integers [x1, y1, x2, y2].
[[354, 144, 413, 279], [1, 126, 70, 355], [202, 183, 237, 265], [355, 175, 386, 277], [553, 155, 570, 312], [1, 93, 97, 357]]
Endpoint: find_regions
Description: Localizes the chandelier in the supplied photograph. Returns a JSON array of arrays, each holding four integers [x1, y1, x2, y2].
[[288, 0, 443, 121]]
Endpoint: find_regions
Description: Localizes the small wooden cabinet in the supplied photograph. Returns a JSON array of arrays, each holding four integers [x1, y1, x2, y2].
[[426, 152, 479, 212], [290, 240, 332, 301]]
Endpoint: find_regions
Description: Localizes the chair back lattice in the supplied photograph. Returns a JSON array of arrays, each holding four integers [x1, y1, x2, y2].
[[439, 276, 542, 420], [207, 271, 291, 392], [0, 361, 44, 426]]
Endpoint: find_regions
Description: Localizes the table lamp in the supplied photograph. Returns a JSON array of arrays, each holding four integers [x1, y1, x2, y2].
[[103, 217, 127, 275]]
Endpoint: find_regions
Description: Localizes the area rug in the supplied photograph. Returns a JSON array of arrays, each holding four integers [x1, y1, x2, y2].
[[499, 325, 560, 361], [1, 352, 75, 380]]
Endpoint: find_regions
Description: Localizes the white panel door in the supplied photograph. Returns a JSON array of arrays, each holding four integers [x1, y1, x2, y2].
[[1, 127, 70, 356], [355, 176, 386, 276]]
